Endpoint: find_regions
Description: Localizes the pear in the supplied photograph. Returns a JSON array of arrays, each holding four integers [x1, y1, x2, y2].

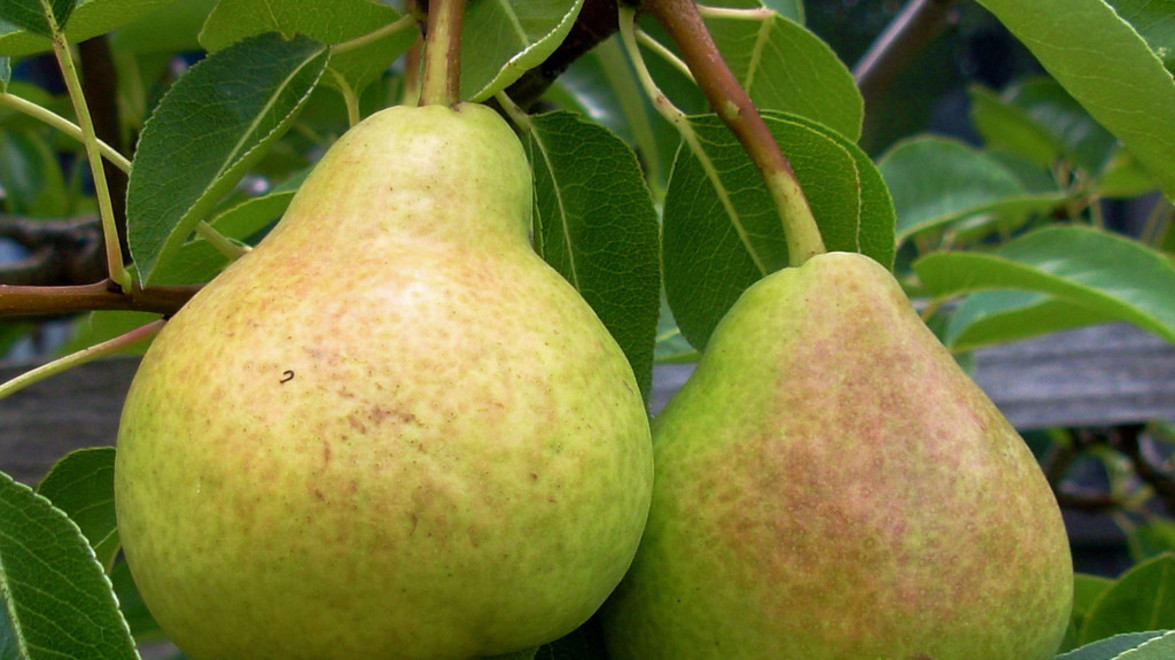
[[601, 252, 1072, 659], [114, 103, 653, 660]]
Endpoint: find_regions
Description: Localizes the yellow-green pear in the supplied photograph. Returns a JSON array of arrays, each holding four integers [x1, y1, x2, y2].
[[114, 103, 653, 660], [601, 252, 1072, 659]]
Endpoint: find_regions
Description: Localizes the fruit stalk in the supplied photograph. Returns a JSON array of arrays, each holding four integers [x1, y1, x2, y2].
[[419, 0, 468, 107], [642, 0, 826, 266]]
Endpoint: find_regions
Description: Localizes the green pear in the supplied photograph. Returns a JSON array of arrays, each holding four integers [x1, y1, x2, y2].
[[601, 252, 1072, 659], [114, 103, 653, 660]]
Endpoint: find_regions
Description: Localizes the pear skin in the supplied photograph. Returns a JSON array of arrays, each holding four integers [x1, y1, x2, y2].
[[601, 252, 1072, 659], [115, 103, 653, 660]]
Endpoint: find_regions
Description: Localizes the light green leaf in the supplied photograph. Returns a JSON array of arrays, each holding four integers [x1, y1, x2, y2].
[[1079, 554, 1175, 646], [200, 0, 416, 93], [663, 110, 894, 349], [1106, 0, 1175, 72], [461, 0, 582, 102], [705, 9, 862, 141], [942, 290, 1117, 351], [914, 225, 1175, 346], [1056, 631, 1174, 659], [974, 0, 1175, 201], [527, 111, 661, 401], [126, 32, 328, 284], [0, 0, 175, 55], [1117, 632, 1175, 659], [0, 471, 137, 660], [878, 135, 1065, 242], [35, 448, 118, 571], [970, 84, 1071, 168]]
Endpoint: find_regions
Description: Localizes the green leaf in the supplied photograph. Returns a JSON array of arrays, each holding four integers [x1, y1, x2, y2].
[[35, 448, 118, 571], [0, 58, 9, 90], [1126, 518, 1175, 564], [199, 0, 416, 93], [1000, 77, 1119, 174], [1106, 0, 1175, 72], [527, 111, 661, 402], [943, 290, 1118, 351], [914, 225, 1175, 346], [126, 32, 328, 284], [108, 0, 217, 54], [663, 110, 895, 349], [969, 84, 1062, 168], [0, 471, 137, 659], [108, 557, 160, 643], [0, 127, 69, 217], [705, 9, 862, 141], [878, 135, 1065, 243], [1079, 553, 1175, 645], [1117, 632, 1175, 659], [0, 0, 175, 55], [461, 0, 582, 102], [1057, 631, 1174, 659], [0, 0, 73, 37], [547, 37, 677, 196], [974, 0, 1175, 201]]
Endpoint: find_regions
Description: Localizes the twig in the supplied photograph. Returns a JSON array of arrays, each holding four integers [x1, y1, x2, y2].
[[0, 319, 164, 402], [0, 280, 199, 318], [853, 0, 959, 141]]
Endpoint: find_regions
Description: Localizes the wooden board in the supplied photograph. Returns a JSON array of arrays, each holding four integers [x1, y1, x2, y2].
[[2, 323, 1173, 486]]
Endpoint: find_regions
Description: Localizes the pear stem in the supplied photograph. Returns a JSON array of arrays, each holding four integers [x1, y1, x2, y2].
[[0, 319, 164, 402], [419, 0, 468, 107], [642, 0, 826, 266]]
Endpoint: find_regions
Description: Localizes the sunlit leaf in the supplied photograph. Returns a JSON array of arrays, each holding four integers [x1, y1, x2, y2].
[[461, 0, 583, 102], [126, 32, 328, 283], [916, 225, 1175, 347], [975, 0, 1175, 201]]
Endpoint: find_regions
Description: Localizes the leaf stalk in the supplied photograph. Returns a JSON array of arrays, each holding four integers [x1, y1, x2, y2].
[[642, 0, 826, 266]]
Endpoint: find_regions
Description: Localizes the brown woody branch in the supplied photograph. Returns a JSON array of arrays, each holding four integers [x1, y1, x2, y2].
[[0, 280, 199, 318]]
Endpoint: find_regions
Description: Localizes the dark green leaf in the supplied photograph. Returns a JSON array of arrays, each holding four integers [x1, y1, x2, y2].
[[1061, 573, 1118, 652], [1079, 553, 1175, 645], [1057, 631, 1174, 659], [0, 0, 72, 37], [108, 0, 217, 54], [126, 32, 328, 283], [109, 558, 161, 643], [461, 0, 583, 102], [878, 135, 1065, 242], [974, 0, 1175, 201], [35, 448, 118, 571], [915, 225, 1175, 346], [0, 58, 9, 91], [527, 111, 661, 402], [0, 0, 175, 55], [533, 616, 608, 659], [706, 9, 862, 141], [663, 110, 894, 349], [0, 127, 69, 217], [199, 0, 416, 93], [0, 471, 137, 659]]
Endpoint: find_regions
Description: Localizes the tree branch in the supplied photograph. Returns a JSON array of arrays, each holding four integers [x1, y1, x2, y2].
[[853, 0, 959, 141], [0, 280, 199, 318]]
